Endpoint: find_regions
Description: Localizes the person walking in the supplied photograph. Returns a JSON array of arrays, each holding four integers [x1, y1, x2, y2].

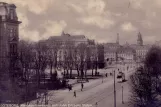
[[81, 83, 84, 91], [74, 90, 76, 97]]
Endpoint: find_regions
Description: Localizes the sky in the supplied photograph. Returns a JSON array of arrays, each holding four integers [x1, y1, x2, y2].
[[1, 0, 161, 45]]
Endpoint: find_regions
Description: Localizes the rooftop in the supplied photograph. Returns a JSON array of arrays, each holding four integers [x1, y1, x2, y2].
[[117, 46, 136, 53]]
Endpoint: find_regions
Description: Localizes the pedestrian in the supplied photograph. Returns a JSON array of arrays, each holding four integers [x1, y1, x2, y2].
[[81, 83, 84, 91], [95, 102, 98, 107], [74, 90, 76, 97], [68, 84, 71, 91]]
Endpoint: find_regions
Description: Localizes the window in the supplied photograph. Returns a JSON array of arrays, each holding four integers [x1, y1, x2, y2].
[[10, 9, 14, 19]]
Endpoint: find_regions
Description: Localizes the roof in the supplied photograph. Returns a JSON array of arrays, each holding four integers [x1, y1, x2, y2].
[[48, 34, 87, 42], [117, 46, 136, 53], [104, 43, 120, 48], [104, 48, 117, 53], [0, 2, 17, 20], [0, 3, 8, 16], [105, 43, 120, 46], [129, 44, 151, 50]]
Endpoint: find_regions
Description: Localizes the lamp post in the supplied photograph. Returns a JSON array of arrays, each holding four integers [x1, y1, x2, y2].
[[114, 70, 116, 107], [102, 74, 103, 83], [113, 51, 118, 107], [122, 85, 124, 104], [102, 70, 105, 83]]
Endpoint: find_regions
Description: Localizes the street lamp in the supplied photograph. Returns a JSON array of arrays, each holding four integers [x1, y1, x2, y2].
[[122, 85, 124, 104], [102, 70, 105, 83], [114, 70, 116, 107], [102, 74, 103, 83]]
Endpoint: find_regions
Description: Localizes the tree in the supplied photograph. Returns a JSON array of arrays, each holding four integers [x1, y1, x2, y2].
[[130, 46, 161, 107], [62, 40, 76, 78], [130, 66, 158, 107], [90, 46, 98, 76], [46, 40, 61, 81], [66, 41, 75, 78], [73, 47, 80, 77], [19, 40, 34, 103], [77, 43, 88, 79], [34, 41, 48, 88]]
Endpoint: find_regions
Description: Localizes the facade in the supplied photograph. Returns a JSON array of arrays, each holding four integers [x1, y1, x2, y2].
[[97, 44, 105, 68], [48, 31, 88, 46], [0, 2, 21, 77], [104, 34, 121, 65], [40, 32, 103, 70], [130, 32, 151, 61], [104, 43, 120, 61], [104, 32, 150, 66], [117, 45, 136, 63], [130, 44, 151, 61], [155, 40, 161, 47], [46, 31, 89, 65]]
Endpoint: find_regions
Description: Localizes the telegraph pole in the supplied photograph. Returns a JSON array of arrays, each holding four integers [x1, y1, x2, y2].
[[114, 70, 116, 107], [122, 85, 124, 104], [114, 51, 118, 107]]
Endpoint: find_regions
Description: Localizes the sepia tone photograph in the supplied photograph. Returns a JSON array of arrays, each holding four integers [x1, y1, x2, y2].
[[0, 0, 161, 107]]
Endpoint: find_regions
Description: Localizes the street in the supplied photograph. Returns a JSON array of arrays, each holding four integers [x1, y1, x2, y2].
[[26, 64, 135, 107], [55, 65, 134, 107]]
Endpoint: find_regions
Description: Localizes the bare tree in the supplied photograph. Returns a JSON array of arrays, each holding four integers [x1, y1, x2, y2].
[[47, 40, 61, 81], [77, 43, 88, 79], [62, 41, 75, 78], [73, 47, 80, 77], [34, 41, 48, 88], [19, 40, 34, 103]]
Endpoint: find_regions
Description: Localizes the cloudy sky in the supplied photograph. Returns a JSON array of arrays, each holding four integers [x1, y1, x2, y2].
[[1, 0, 161, 44]]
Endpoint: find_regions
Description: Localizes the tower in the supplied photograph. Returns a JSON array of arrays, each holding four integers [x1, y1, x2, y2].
[[137, 32, 143, 46], [61, 30, 65, 36], [0, 2, 21, 77], [116, 33, 119, 44]]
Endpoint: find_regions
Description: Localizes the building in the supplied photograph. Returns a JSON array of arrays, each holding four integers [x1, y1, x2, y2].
[[104, 34, 121, 66], [104, 32, 150, 66], [48, 31, 88, 46], [137, 32, 143, 46], [0, 2, 24, 102], [155, 40, 161, 47], [130, 32, 151, 62], [97, 44, 105, 68], [117, 45, 136, 63], [46, 31, 88, 64], [104, 43, 120, 61], [41, 31, 105, 70], [0, 2, 21, 77]]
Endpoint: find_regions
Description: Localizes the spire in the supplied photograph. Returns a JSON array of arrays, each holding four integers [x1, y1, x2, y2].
[[61, 30, 65, 36], [116, 33, 119, 44], [137, 32, 143, 46]]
